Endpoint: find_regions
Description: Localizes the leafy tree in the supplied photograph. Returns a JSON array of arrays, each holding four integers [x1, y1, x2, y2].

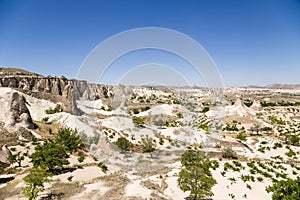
[[266, 177, 300, 200], [55, 127, 82, 153], [178, 151, 218, 200], [8, 151, 25, 167], [29, 140, 69, 173], [23, 169, 51, 200], [132, 117, 145, 127], [116, 137, 132, 151], [141, 136, 156, 158]]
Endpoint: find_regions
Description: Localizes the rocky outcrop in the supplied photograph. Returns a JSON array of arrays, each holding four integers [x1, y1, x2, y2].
[[62, 81, 83, 115], [0, 68, 116, 115], [4, 92, 35, 132], [90, 135, 114, 158], [0, 145, 12, 168]]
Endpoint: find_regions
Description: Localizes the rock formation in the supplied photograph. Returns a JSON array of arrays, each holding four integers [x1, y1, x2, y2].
[[90, 136, 114, 158], [0, 145, 12, 168], [62, 81, 82, 115], [0, 68, 114, 115], [5, 92, 35, 132]]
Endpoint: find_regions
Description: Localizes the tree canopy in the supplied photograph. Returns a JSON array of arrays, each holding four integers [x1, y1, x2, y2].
[[23, 169, 51, 200], [29, 139, 70, 172], [55, 127, 82, 153], [266, 177, 300, 200], [178, 151, 218, 200]]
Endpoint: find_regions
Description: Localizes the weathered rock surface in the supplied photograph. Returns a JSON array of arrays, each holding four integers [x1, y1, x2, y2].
[[90, 136, 114, 158], [0, 145, 12, 168], [4, 92, 35, 132], [0, 68, 114, 115]]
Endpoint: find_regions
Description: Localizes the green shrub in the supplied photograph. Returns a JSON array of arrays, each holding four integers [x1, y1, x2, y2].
[[132, 109, 140, 114], [116, 137, 131, 151], [201, 107, 210, 113], [45, 104, 61, 114], [42, 117, 49, 123], [77, 156, 85, 163], [159, 138, 164, 145], [154, 120, 166, 127], [222, 148, 238, 159], [236, 132, 247, 141], [98, 162, 108, 173], [67, 175, 74, 182]]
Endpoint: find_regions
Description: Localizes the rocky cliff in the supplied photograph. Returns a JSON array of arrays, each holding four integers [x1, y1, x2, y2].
[[0, 68, 114, 115]]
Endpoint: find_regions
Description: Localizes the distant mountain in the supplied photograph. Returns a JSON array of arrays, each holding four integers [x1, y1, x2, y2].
[[245, 84, 300, 90], [244, 85, 263, 88], [0, 67, 42, 77], [265, 84, 300, 90]]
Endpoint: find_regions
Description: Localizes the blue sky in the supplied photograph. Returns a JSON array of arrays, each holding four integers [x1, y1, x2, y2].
[[0, 0, 299, 86]]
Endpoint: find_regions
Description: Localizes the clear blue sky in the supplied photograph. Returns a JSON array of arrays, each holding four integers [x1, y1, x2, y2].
[[0, 0, 299, 86]]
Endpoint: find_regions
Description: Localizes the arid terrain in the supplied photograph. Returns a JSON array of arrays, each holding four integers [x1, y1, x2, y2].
[[0, 68, 299, 200]]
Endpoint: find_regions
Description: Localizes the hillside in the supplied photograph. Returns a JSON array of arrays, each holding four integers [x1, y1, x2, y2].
[[0, 68, 299, 200]]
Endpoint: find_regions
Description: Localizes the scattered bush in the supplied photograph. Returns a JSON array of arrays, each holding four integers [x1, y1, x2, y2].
[[77, 156, 85, 163], [67, 175, 74, 182], [201, 107, 210, 113], [236, 132, 247, 141], [132, 117, 144, 127], [266, 177, 300, 200], [42, 117, 49, 123], [222, 148, 238, 159], [116, 137, 132, 151], [98, 162, 108, 173], [154, 120, 166, 127], [132, 109, 140, 114], [45, 104, 61, 114]]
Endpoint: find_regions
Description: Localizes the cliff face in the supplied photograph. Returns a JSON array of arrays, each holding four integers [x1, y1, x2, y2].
[[0, 68, 114, 115]]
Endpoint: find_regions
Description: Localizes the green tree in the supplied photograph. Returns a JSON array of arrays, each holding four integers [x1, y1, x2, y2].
[[266, 177, 300, 200], [8, 151, 25, 167], [23, 169, 51, 200], [132, 117, 145, 127], [116, 137, 132, 151], [29, 140, 69, 173], [141, 136, 156, 158], [55, 127, 82, 153], [178, 151, 218, 200]]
